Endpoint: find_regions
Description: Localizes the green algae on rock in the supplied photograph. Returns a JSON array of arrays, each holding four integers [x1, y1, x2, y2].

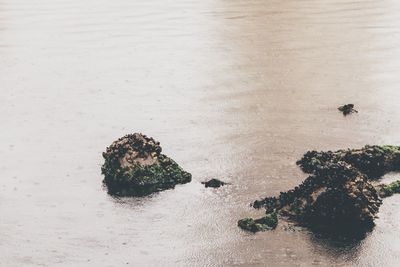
[[253, 162, 381, 235], [247, 145, 400, 237], [376, 180, 400, 198], [297, 145, 400, 179], [238, 212, 278, 233], [102, 133, 191, 196]]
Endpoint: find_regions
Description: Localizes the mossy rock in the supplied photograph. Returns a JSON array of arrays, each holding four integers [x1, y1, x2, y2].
[[251, 145, 400, 237], [376, 180, 400, 198], [297, 145, 400, 179], [102, 133, 191, 196], [238, 213, 278, 233]]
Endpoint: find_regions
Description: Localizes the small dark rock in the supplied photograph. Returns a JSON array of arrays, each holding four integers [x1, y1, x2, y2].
[[338, 104, 358, 115], [202, 178, 227, 188]]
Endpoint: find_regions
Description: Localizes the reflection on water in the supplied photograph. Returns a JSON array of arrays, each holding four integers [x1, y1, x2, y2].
[[1, 0, 400, 266]]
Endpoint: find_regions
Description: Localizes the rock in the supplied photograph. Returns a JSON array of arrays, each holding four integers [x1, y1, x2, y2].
[[254, 163, 381, 234], [202, 178, 227, 188], [101, 133, 191, 196], [248, 145, 400, 238], [297, 145, 400, 179], [376, 180, 400, 198], [238, 212, 278, 233], [338, 104, 358, 115]]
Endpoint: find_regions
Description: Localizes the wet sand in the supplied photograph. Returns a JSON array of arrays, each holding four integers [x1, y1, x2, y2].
[[1, 0, 400, 266]]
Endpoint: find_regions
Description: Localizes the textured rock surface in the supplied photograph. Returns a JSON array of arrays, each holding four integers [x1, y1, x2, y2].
[[253, 163, 381, 234], [245, 145, 400, 237], [297, 145, 400, 179], [238, 213, 278, 233], [376, 180, 400, 198], [102, 133, 191, 196]]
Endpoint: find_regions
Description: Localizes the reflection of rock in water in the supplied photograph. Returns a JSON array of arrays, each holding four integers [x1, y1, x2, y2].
[[102, 133, 191, 196], [240, 145, 400, 238]]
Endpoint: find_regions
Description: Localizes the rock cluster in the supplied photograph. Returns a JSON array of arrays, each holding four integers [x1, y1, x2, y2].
[[241, 145, 400, 236], [102, 133, 191, 196], [253, 162, 381, 234]]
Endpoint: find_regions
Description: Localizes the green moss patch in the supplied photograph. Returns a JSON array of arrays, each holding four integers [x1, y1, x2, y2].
[[238, 213, 278, 233]]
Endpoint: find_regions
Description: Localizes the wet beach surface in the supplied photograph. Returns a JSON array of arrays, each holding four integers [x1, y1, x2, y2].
[[1, 0, 400, 266]]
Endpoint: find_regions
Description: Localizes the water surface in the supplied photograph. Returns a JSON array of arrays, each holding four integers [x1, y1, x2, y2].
[[1, 0, 400, 266]]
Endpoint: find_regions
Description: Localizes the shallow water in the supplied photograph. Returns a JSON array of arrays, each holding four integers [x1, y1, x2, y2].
[[1, 0, 400, 266]]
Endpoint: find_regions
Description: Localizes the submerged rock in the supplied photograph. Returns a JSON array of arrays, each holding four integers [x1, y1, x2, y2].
[[338, 104, 358, 115], [102, 133, 191, 196], [202, 178, 227, 188], [238, 212, 278, 233], [247, 145, 400, 237]]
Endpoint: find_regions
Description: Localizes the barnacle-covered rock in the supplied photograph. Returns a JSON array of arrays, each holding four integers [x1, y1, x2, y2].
[[297, 145, 400, 179], [102, 133, 191, 196], [253, 163, 381, 234], [246, 145, 400, 238]]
